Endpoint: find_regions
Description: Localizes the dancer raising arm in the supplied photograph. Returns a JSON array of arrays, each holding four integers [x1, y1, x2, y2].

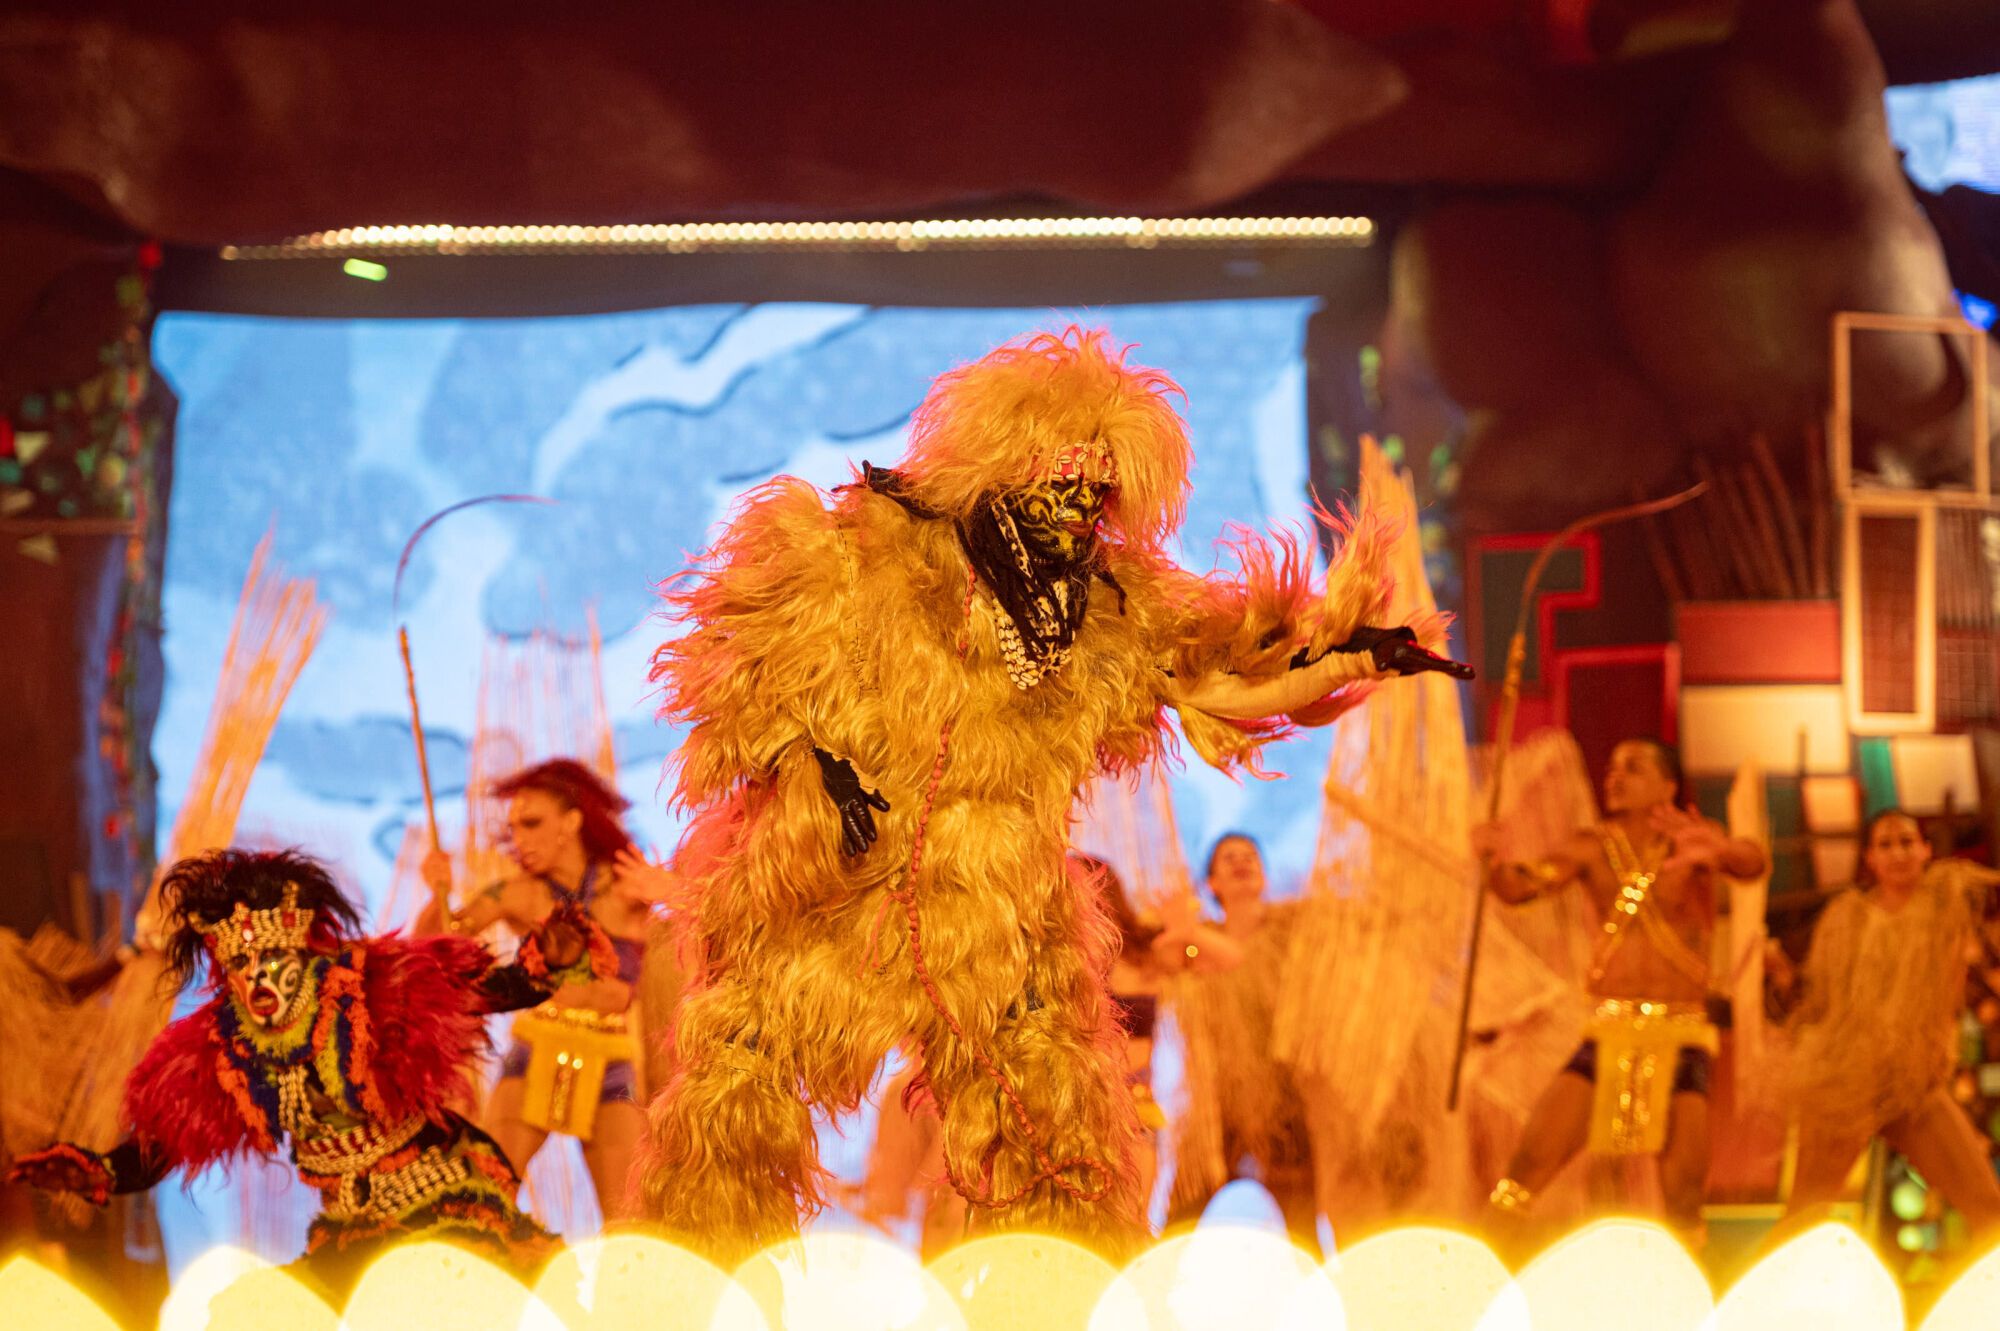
[[1476, 738, 1765, 1243], [416, 758, 667, 1221]]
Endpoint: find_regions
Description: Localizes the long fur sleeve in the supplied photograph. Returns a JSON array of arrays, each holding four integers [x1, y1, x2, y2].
[[654, 478, 857, 809], [121, 1004, 255, 1172], [1162, 504, 1446, 776]]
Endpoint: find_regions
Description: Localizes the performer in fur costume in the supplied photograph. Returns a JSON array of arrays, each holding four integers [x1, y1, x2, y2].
[[8, 849, 604, 1294], [641, 327, 1467, 1255]]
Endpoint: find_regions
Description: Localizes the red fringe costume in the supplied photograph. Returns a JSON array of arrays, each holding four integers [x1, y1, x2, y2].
[[18, 931, 585, 1293], [640, 328, 1446, 1257]]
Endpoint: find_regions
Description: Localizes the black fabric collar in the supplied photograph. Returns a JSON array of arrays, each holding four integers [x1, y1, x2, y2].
[[855, 464, 1128, 669]]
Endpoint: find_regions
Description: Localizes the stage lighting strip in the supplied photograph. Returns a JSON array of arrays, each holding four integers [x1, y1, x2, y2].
[[219, 215, 1374, 259]]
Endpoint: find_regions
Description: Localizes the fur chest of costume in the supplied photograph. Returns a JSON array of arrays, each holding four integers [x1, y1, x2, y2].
[[834, 494, 1172, 808]]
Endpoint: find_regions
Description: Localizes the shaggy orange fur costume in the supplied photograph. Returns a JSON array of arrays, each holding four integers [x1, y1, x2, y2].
[[640, 328, 1446, 1257]]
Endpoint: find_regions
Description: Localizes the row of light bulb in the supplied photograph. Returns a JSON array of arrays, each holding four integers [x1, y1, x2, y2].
[[220, 215, 1374, 260]]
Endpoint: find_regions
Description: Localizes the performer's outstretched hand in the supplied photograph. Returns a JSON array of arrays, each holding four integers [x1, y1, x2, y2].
[[8, 1144, 112, 1204], [1653, 803, 1728, 871], [813, 747, 890, 856], [612, 846, 677, 904], [1331, 626, 1475, 680]]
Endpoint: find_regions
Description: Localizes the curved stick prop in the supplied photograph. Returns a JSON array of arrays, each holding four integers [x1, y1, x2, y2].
[[1445, 481, 1709, 1110], [393, 493, 555, 849]]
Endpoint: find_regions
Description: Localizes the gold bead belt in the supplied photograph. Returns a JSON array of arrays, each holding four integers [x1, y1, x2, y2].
[[525, 1001, 631, 1033]]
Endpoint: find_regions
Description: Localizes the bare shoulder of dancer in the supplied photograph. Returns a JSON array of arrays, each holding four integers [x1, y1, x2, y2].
[[450, 875, 535, 936]]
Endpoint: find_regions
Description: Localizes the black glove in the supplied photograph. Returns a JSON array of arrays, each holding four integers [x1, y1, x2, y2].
[[1293, 626, 1476, 680], [813, 746, 890, 856]]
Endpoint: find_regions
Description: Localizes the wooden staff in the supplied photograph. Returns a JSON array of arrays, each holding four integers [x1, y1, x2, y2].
[[1804, 423, 1833, 596], [393, 493, 554, 851], [399, 624, 443, 850], [1692, 456, 1764, 598], [1446, 481, 1710, 1110]]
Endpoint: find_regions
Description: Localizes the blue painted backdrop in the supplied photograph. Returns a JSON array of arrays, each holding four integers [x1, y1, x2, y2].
[[149, 298, 1329, 1262], [155, 301, 1331, 910]]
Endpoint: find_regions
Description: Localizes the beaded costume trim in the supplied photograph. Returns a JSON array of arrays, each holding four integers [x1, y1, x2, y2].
[[198, 882, 315, 966]]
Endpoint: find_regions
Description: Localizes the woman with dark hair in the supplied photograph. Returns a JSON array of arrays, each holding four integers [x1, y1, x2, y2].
[[1768, 808, 2000, 1236], [8, 848, 588, 1294], [1165, 831, 1325, 1250], [1076, 850, 1241, 1205], [417, 757, 667, 1222]]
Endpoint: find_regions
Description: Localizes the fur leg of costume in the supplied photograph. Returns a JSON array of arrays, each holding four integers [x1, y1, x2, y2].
[[642, 996, 822, 1259], [919, 864, 1147, 1250], [643, 835, 916, 1256]]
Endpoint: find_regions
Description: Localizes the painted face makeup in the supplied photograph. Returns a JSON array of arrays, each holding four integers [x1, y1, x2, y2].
[[227, 947, 308, 1030], [505, 788, 580, 878], [1005, 476, 1111, 563], [198, 883, 317, 1029], [1001, 441, 1117, 564]]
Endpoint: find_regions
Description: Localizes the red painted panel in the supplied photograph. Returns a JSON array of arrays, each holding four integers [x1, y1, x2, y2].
[[1676, 601, 1840, 685], [1554, 644, 1679, 786]]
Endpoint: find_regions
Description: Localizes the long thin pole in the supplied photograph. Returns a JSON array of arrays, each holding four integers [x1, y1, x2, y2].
[[391, 493, 553, 851], [400, 624, 442, 850], [1446, 481, 1709, 1110]]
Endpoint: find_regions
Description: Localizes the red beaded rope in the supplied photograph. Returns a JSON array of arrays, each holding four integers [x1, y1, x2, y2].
[[889, 562, 1113, 1210]]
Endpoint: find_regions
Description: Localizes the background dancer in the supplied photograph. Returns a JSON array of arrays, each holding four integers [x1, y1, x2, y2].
[[417, 758, 666, 1222], [1165, 834, 1318, 1249], [1768, 808, 2000, 1240], [1476, 738, 1765, 1242]]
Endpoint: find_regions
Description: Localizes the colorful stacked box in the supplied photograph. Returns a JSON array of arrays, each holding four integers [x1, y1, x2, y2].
[[1677, 601, 1849, 894]]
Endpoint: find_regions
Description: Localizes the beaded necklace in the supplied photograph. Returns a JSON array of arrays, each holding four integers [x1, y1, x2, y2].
[[1592, 824, 1708, 987]]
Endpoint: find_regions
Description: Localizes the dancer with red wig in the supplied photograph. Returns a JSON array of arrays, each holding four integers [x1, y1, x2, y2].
[[417, 758, 666, 1221], [8, 849, 590, 1294]]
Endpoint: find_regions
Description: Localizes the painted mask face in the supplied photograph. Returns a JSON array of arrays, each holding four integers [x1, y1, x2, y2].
[[1002, 442, 1118, 564], [1004, 477, 1110, 563], [226, 946, 309, 1030]]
